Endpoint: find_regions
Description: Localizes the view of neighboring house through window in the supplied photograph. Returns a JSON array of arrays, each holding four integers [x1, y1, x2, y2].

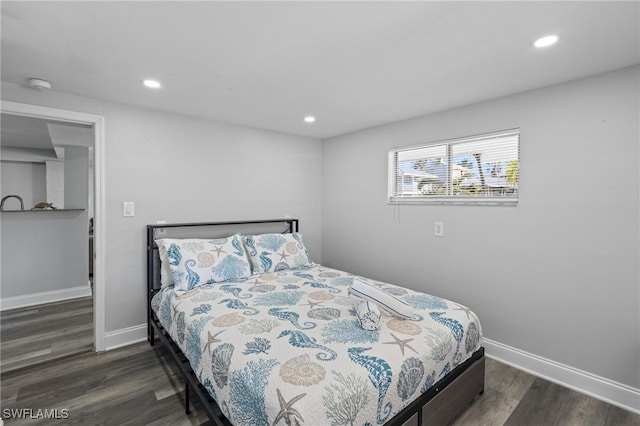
[[388, 129, 520, 204]]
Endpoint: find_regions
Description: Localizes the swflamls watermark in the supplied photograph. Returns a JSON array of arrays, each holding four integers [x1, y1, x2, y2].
[[2, 408, 70, 420]]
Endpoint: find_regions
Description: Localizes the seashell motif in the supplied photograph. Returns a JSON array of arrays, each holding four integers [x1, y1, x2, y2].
[[308, 291, 335, 301], [384, 287, 408, 296], [197, 252, 216, 268], [397, 357, 425, 401], [279, 354, 326, 386], [285, 241, 299, 254], [276, 277, 299, 284], [261, 273, 279, 281], [211, 343, 234, 388], [307, 308, 341, 320], [387, 318, 422, 336], [274, 262, 290, 272], [249, 284, 276, 293], [212, 312, 246, 327]]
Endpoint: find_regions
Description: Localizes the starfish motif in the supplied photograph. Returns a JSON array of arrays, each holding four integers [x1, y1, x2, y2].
[[383, 333, 418, 356], [272, 388, 306, 426], [202, 329, 225, 355], [278, 250, 290, 261], [211, 245, 226, 256], [301, 299, 324, 309], [453, 303, 474, 320], [249, 278, 263, 285]]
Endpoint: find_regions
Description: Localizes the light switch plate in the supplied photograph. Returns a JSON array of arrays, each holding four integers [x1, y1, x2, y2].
[[123, 201, 135, 217], [434, 221, 444, 237]]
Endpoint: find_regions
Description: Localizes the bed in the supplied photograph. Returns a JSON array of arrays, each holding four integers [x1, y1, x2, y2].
[[147, 219, 484, 426]]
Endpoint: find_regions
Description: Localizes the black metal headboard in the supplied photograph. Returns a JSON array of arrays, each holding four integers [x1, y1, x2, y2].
[[146, 219, 299, 344]]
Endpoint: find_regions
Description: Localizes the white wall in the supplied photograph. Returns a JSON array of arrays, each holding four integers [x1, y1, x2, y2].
[[322, 66, 639, 394], [0, 82, 323, 334], [1, 161, 46, 209]]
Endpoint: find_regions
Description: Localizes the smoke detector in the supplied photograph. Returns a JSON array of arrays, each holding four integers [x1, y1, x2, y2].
[[28, 78, 52, 90]]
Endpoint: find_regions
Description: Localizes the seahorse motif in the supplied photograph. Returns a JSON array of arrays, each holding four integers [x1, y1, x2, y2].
[[259, 252, 272, 272], [231, 236, 244, 257], [430, 312, 464, 360], [302, 281, 340, 294], [219, 284, 251, 299], [167, 243, 181, 266], [184, 259, 200, 289], [268, 307, 315, 329], [219, 298, 259, 315], [348, 347, 393, 424], [277, 330, 336, 361], [244, 235, 257, 256]]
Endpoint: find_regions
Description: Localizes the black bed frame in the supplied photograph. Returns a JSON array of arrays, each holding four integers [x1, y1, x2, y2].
[[147, 219, 484, 426]]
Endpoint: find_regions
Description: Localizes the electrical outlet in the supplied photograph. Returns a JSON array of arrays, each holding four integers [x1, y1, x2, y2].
[[434, 221, 444, 237]]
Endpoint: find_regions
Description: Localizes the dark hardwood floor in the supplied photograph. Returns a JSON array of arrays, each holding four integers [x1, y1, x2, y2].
[[1, 298, 638, 425]]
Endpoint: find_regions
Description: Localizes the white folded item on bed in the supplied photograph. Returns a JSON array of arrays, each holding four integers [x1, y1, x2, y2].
[[350, 276, 416, 320]]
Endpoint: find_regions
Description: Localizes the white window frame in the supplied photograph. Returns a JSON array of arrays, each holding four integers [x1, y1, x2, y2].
[[388, 129, 520, 205]]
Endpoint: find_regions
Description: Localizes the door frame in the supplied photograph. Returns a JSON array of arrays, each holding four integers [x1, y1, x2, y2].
[[1, 100, 106, 351]]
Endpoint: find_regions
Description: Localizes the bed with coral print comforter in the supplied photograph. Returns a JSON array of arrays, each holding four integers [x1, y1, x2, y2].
[[151, 265, 482, 426]]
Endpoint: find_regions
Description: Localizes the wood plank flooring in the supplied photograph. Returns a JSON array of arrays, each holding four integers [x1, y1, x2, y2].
[[1, 298, 638, 425], [1, 297, 93, 373]]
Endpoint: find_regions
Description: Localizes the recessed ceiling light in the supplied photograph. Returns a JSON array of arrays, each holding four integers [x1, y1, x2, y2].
[[142, 79, 162, 89], [534, 35, 559, 48], [304, 116, 316, 123]]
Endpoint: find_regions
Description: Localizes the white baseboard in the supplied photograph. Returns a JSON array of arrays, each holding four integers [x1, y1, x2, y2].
[[0, 286, 92, 311], [104, 324, 147, 351], [483, 338, 640, 415]]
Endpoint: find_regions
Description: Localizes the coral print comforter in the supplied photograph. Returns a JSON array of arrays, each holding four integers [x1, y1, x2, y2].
[[151, 265, 482, 426]]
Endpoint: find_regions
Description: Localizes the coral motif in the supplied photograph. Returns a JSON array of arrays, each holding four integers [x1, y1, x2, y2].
[[347, 347, 393, 425], [280, 354, 326, 386], [396, 358, 424, 401], [329, 277, 354, 287], [211, 343, 234, 388], [404, 294, 448, 310], [322, 371, 370, 426], [228, 358, 279, 426], [285, 241, 299, 254], [197, 252, 216, 267], [254, 291, 305, 307], [309, 291, 335, 301], [387, 318, 422, 336], [321, 319, 380, 344], [239, 318, 280, 335], [212, 312, 246, 327], [429, 312, 464, 359], [278, 330, 337, 361], [191, 291, 223, 303], [182, 241, 206, 252], [243, 337, 271, 355], [219, 284, 252, 299], [307, 308, 341, 321], [465, 322, 480, 354], [257, 234, 286, 252], [218, 298, 259, 315], [176, 311, 186, 344], [318, 271, 340, 278], [212, 256, 250, 281], [185, 316, 213, 371], [424, 328, 453, 363], [269, 307, 316, 330]]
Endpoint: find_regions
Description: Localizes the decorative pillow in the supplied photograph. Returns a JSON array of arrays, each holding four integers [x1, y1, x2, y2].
[[354, 300, 381, 331], [160, 234, 252, 295], [155, 239, 175, 287], [243, 232, 313, 274], [350, 276, 415, 320]]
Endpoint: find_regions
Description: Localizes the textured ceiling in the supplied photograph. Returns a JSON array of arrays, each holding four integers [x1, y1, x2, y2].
[[1, 1, 638, 139]]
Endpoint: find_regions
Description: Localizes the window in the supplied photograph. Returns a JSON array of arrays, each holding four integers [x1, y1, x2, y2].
[[388, 129, 519, 204]]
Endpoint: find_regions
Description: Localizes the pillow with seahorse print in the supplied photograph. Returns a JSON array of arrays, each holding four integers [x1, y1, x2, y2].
[[242, 232, 313, 274], [163, 234, 252, 295]]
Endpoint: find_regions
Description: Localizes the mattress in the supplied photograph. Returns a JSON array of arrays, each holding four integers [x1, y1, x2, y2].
[[151, 264, 482, 426]]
